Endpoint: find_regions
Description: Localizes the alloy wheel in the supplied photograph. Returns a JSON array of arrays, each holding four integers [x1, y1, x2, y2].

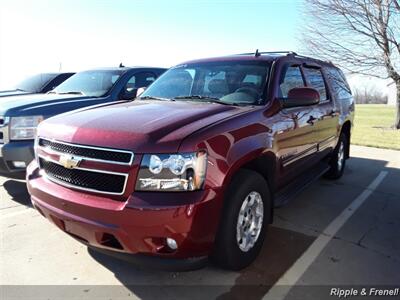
[[236, 191, 264, 252]]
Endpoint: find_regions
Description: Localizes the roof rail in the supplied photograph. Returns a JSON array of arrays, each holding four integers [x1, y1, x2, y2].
[[234, 50, 333, 64], [236, 50, 298, 57], [290, 53, 333, 65]]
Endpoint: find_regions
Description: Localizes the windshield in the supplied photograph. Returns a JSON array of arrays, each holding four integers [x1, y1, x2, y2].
[[15, 73, 56, 93], [53, 70, 122, 97], [140, 61, 271, 105]]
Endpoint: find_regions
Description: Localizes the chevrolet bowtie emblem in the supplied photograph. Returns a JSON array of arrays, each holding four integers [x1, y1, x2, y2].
[[59, 154, 82, 169]]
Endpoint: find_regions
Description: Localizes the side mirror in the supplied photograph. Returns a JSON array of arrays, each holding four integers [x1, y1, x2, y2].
[[136, 87, 147, 97], [121, 88, 138, 100], [279, 87, 320, 108]]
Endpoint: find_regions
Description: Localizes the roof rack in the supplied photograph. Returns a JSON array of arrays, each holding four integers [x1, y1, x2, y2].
[[290, 53, 333, 65], [235, 50, 333, 64], [236, 50, 298, 57]]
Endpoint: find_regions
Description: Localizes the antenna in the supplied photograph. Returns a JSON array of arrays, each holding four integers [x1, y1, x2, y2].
[[119, 62, 125, 68], [255, 49, 261, 57]]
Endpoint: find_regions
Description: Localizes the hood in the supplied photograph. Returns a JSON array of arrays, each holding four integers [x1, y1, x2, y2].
[[0, 93, 89, 116], [38, 100, 252, 153], [0, 90, 30, 97]]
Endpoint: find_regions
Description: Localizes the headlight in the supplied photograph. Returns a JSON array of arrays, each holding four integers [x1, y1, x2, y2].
[[10, 116, 43, 140], [136, 151, 207, 191]]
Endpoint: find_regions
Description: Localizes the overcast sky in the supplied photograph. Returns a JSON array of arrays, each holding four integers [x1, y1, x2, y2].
[[0, 0, 388, 92]]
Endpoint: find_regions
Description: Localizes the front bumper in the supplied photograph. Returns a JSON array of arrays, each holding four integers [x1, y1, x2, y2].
[[0, 141, 35, 174], [27, 161, 223, 270]]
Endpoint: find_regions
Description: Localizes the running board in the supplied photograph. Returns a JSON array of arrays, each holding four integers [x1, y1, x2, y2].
[[274, 162, 330, 207]]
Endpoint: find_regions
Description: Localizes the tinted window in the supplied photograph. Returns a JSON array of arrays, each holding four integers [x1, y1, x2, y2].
[[303, 68, 328, 101], [279, 66, 305, 98], [141, 62, 271, 105], [15, 73, 56, 93], [124, 72, 156, 93], [54, 70, 123, 97], [325, 67, 352, 99]]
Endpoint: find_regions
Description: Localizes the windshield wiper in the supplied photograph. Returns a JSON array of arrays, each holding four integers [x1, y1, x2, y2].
[[58, 91, 85, 95], [173, 95, 235, 106], [139, 96, 173, 101]]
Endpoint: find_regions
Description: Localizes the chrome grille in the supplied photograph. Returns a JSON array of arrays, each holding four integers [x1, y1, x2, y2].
[[37, 138, 134, 196], [0, 117, 9, 145], [38, 138, 133, 165], [39, 157, 127, 195]]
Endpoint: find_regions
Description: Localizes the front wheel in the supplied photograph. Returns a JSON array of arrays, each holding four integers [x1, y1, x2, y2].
[[212, 169, 271, 270], [324, 133, 347, 179]]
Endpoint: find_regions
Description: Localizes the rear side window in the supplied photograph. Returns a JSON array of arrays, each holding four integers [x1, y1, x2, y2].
[[279, 66, 305, 98], [303, 68, 328, 101], [325, 67, 352, 99]]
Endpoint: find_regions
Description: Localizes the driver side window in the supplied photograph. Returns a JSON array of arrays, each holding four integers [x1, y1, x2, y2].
[[279, 65, 305, 98], [124, 72, 157, 93]]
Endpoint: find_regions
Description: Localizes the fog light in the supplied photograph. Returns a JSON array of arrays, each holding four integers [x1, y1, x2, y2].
[[166, 238, 178, 250], [12, 161, 26, 168]]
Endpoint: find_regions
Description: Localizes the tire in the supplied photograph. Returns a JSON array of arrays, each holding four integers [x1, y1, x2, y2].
[[324, 132, 347, 179], [211, 169, 271, 270]]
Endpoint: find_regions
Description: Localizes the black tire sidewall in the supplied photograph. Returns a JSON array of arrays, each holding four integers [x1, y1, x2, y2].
[[325, 133, 347, 179], [212, 169, 271, 270]]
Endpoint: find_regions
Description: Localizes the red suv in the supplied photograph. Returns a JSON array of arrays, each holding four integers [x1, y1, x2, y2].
[[27, 51, 354, 270]]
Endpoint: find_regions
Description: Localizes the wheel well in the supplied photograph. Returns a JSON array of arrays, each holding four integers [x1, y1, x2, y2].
[[240, 154, 276, 223], [341, 121, 351, 159], [241, 154, 276, 192]]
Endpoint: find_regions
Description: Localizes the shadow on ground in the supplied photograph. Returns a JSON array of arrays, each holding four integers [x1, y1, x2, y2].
[[88, 226, 315, 300], [2, 179, 31, 207]]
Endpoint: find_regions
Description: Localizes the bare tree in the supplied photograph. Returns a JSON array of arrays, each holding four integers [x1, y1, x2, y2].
[[302, 0, 400, 128]]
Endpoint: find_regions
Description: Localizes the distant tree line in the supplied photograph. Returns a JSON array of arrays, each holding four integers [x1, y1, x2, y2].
[[353, 86, 388, 104]]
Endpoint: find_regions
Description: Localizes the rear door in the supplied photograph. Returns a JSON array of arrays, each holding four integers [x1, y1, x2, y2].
[[302, 66, 338, 156], [275, 64, 320, 183]]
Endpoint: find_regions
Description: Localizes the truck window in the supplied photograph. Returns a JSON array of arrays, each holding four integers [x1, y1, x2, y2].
[[303, 67, 328, 101], [278, 66, 305, 98], [325, 67, 352, 99], [124, 72, 157, 92]]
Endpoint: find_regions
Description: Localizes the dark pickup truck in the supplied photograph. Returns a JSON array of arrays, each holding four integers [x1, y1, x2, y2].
[[0, 67, 165, 174], [0, 73, 74, 97], [27, 52, 354, 270]]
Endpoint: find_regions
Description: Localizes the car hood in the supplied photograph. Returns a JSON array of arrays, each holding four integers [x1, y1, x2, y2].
[[0, 93, 89, 116], [38, 100, 252, 153]]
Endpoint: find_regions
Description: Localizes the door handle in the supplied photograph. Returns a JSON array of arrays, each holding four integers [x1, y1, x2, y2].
[[307, 116, 317, 125], [329, 110, 337, 117]]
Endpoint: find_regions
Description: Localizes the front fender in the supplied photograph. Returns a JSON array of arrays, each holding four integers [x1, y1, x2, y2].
[[181, 123, 275, 190]]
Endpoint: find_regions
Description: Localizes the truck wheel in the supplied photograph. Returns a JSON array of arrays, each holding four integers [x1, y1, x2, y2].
[[212, 169, 271, 270], [324, 133, 347, 179]]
